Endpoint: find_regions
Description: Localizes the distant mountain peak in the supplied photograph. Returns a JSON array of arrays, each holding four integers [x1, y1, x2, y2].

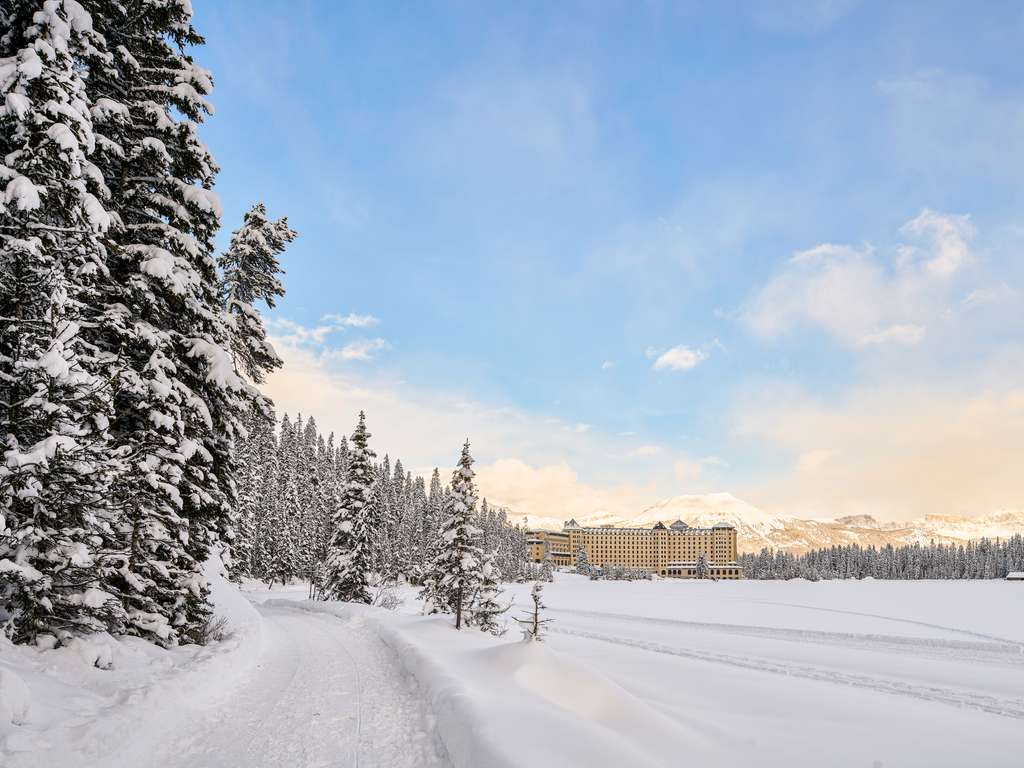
[[519, 494, 1024, 554]]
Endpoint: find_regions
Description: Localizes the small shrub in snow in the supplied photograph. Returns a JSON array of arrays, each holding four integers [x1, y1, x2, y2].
[[182, 615, 232, 646], [516, 583, 551, 642], [371, 584, 404, 611], [587, 565, 652, 581]]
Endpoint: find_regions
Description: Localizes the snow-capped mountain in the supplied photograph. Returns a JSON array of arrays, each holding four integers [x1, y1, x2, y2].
[[521, 494, 1024, 554]]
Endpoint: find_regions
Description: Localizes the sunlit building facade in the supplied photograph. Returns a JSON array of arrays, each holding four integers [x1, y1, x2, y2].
[[527, 519, 742, 579]]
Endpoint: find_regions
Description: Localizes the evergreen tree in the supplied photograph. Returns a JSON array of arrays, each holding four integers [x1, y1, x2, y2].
[[575, 544, 590, 575], [322, 412, 376, 603], [0, 1, 122, 643], [695, 552, 710, 579], [82, 0, 245, 645], [469, 551, 507, 636], [219, 203, 295, 384], [423, 441, 482, 629]]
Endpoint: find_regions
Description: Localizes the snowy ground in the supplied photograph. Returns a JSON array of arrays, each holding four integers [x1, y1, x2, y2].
[[3, 572, 1022, 767], [492, 576, 1024, 767]]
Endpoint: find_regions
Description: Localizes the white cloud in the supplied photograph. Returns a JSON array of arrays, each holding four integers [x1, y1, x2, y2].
[[900, 209, 974, 277], [321, 312, 379, 328], [629, 445, 662, 457], [652, 345, 705, 371], [736, 381, 1024, 519], [961, 284, 1015, 308], [672, 455, 726, 483], [795, 448, 838, 474], [262, 337, 667, 523], [330, 338, 390, 361], [474, 459, 657, 525], [742, 210, 975, 348], [859, 324, 926, 347], [268, 312, 381, 348]]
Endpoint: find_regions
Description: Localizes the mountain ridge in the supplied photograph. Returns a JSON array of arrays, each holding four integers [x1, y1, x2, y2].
[[519, 493, 1024, 554]]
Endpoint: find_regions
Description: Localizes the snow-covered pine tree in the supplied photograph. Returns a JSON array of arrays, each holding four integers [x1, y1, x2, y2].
[[415, 467, 445, 588], [0, 0, 124, 644], [266, 414, 300, 586], [695, 552, 710, 579], [575, 544, 590, 575], [322, 412, 376, 603], [469, 552, 507, 636], [516, 582, 550, 642], [219, 203, 295, 384], [294, 415, 322, 578], [231, 406, 260, 578], [81, 0, 246, 644], [247, 408, 278, 579], [424, 441, 482, 629]]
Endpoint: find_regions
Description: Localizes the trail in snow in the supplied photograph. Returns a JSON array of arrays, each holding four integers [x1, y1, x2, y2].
[[106, 602, 449, 768]]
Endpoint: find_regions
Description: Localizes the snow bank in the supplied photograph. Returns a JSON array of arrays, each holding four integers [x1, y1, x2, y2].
[[0, 556, 263, 767], [272, 599, 712, 768]]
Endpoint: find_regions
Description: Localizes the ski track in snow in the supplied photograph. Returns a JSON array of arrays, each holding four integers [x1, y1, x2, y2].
[[546, 606, 1024, 665], [109, 602, 449, 768], [551, 624, 1024, 720], [744, 599, 1024, 648]]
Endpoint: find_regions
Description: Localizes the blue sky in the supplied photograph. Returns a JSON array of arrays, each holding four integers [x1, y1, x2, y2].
[[194, 1, 1023, 522]]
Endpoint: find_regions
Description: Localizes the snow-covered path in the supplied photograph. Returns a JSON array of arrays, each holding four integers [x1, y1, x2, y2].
[[107, 601, 449, 768]]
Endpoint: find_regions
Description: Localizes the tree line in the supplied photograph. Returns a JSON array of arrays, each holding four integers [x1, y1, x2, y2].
[[738, 536, 1024, 580], [0, 1, 532, 650], [232, 408, 530, 603]]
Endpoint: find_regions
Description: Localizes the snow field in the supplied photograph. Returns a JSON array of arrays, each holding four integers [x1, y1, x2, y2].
[[4, 572, 1024, 768], [492, 575, 1024, 767]]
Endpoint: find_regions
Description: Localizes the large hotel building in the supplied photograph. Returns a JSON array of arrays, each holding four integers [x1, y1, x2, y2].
[[526, 518, 742, 579]]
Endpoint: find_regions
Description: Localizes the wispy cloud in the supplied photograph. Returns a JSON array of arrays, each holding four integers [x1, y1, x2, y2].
[[899, 209, 974, 278], [742, 209, 977, 348], [672, 455, 726, 483], [321, 312, 379, 328], [330, 338, 390, 361], [858, 324, 925, 347], [268, 313, 381, 348], [629, 444, 662, 457]]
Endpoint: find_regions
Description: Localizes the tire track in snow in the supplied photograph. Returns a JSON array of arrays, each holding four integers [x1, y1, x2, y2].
[[551, 625, 1024, 720]]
